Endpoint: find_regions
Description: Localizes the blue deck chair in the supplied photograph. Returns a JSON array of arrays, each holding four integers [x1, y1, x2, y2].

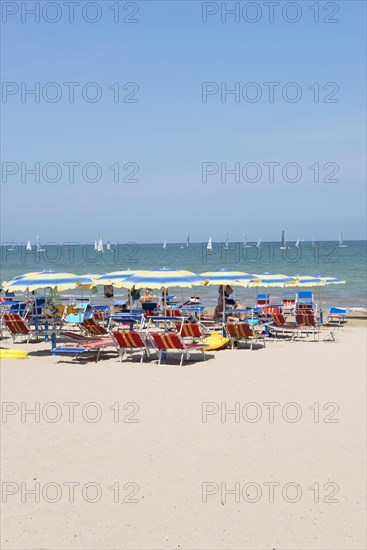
[[327, 307, 348, 324]]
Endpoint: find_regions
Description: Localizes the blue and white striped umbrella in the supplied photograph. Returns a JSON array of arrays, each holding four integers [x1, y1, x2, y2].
[[200, 270, 259, 287], [118, 268, 205, 289], [250, 273, 297, 287], [2, 271, 93, 292]]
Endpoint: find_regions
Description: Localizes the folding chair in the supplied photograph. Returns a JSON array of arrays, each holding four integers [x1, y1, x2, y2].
[[112, 329, 152, 363], [149, 332, 206, 366], [225, 322, 265, 350]]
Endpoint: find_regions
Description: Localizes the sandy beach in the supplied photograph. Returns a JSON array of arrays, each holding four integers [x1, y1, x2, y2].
[[1, 320, 366, 550]]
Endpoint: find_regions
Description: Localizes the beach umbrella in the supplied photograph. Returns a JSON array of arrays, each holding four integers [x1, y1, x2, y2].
[[2, 271, 93, 292], [200, 270, 259, 286], [119, 269, 205, 314], [119, 269, 205, 289], [200, 270, 260, 324], [319, 277, 346, 285], [92, 270, 138, 287], [249, 273, 297, 287], [291, 275, 326, 287]]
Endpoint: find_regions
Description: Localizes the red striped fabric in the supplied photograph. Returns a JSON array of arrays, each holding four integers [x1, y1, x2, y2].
[[151, 332, 184, 350], [3, 313, 29, 335], [113, 330, 145, 349], [175, 323, 202, 338], [82, 318, 108, 336]]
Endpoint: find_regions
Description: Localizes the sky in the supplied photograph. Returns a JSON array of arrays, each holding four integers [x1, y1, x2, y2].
[[1, 0, 366, 244]]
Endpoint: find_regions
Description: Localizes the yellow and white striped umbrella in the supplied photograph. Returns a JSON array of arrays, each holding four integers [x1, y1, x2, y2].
[[2, 271, 93, 292], [249, 273, 297, 287], [200, 270, 259, 287], [119, 269, 205, 289], [291, 275, 326, 287]]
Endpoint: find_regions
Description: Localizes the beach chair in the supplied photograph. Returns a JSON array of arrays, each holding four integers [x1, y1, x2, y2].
[[81, 317, 109, 337], [175, 322, 205, 342], [327, 307, 348, 324], [295, 313, 338, 342], [141, 302, 157, 318], [281, 292, 297, 313], [3, 313, 56, 343], [269, 313, 299, 340], [297, 292, 314, 313], [92, 305, 109, 322], [225, 322, 265, 350], [112, 329, 152, 363], [53, 337, 115, 362], [256, 294, 271, 312], [149, 332, 206, 366]]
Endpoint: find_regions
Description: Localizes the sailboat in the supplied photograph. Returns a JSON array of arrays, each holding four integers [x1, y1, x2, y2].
[[186, 233, 190, 248], [338, 230, 347, 248], [26, 240, 32, 251], [256, 237, 261, 248], [163, 240, 167, 249], [280, 230, 288, 250], [311, 237, 317, 248], [7, 239, 16, 252], [207, 237, 213, 251], [243, 233, 251, 248], [295, 237, 300, 248], [224, 233, 229, 250], [35, 235, 45, 252], [96, 232, 104, 253], [106, 238, 111, 251]]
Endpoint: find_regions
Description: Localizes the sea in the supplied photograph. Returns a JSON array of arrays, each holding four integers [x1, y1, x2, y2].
[[1, 240, 366, 310]]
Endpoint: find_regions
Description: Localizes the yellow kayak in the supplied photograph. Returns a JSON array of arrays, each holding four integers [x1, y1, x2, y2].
[[203, 331, 229, 351], [0, 350, 28, 360]]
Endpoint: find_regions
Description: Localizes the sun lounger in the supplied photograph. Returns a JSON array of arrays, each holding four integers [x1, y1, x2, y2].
[[295, 313, 339, 342], [53, 337, 115, 362], [175, 322, 205, 341], [81, 318, 109, 337], [149, 332, 206, 366], [327, 307, 348, 324], [112, 329, 152, 363], [225, 322, 265, 350], [3, 313, 58, 343]]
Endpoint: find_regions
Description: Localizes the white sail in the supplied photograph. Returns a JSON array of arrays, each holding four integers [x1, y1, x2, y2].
[[224, 233, 229, 250], [207, 237, 213, 251], [339, 230, 347, 247], [26, 240, 32, 251], [97, 233, 104, 253], [243, 233, 251, 248], [280, 230, 288, 249], [7, 239, 16, 251], [94, 239, 98, 250], [256, 238, 261, 248], [163, 240, 167, 249], [186, 233, 190, 248], [295, 237, 300, 248], [106, 238, 111, 251], [35, 235, 45, 252]]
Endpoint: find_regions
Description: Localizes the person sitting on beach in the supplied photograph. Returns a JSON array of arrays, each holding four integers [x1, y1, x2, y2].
[[141, 288, 153, 303], [227, 300, 248, 322]]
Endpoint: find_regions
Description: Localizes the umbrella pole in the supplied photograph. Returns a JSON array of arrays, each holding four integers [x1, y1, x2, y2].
[[222, 285, 225, 335]]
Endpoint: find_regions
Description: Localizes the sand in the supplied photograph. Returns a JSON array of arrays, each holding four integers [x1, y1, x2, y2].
[[0, 322, 366, 550]]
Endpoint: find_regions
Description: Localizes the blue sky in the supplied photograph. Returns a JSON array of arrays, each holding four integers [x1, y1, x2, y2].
[[1, 0, 366, 243]]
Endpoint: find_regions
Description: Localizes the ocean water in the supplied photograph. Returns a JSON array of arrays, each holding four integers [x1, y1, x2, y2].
[[1, 240, 366, 309]]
